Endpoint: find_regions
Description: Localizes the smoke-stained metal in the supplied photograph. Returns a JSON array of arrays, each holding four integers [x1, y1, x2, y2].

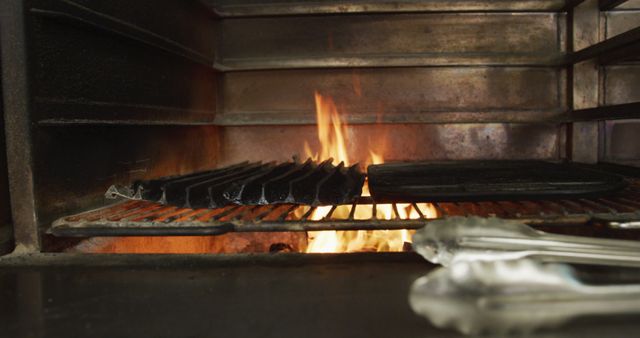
[[0, 0, 40, 252]]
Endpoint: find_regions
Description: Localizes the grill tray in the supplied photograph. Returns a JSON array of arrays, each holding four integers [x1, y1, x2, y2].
[[368, 161, 628, 203]]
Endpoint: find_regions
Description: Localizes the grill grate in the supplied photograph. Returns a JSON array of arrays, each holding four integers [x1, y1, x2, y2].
[[50, 181, 640, 237], [106, 159, 365, 208]]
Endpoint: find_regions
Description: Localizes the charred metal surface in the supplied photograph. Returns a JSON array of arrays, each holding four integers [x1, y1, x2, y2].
[[9, 0, 225, 252], [34, 126, 221, 236], [220, 13, 564, 69], [110, 160, 365, 209], [206, 0, 567, 17], [367, 161, 627, 202]]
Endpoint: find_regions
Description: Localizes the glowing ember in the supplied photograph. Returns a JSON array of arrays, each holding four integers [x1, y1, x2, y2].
[[303, 91, 438, 253]]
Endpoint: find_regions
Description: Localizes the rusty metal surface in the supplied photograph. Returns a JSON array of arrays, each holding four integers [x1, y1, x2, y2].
[[49, 181, 640, 237], [220, 13, 563, 69], [220, 68, 566, 125], [206, 0, 566, 17]]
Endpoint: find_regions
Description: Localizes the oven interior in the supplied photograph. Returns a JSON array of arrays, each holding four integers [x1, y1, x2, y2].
[[0, 0, 639, 255]]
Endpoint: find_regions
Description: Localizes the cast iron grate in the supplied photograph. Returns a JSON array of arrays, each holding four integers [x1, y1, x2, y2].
[[105, 159, 365, 208], [50, 181, 640, 237], [368, 161, 628, 202]]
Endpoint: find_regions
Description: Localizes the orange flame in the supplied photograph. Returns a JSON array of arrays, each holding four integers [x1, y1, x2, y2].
[[303, 91, 437, 253]]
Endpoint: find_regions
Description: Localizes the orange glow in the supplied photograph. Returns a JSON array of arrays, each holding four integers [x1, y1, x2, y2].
[[304, 91, 438, 253]]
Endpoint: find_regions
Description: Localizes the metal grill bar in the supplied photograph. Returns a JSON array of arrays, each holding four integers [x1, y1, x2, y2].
[[110, 159, 366, 209], [49, 181, 640, 237]]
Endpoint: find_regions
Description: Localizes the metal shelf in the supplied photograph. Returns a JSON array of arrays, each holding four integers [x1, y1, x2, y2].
[[569, 102, 640, 121], [568, 26, 640, 65]]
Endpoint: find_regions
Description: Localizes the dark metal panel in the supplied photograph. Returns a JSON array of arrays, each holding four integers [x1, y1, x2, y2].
[[28, 0, 218, 125], [206, 0, 567, 17], [0, 0, 40, 252], [0, 255, 440, 338], [616, 0, 640, 8], [31, 0, 217, 64], [563, 0, 588, 11], [569, 102, 640, 120], [0, 25, 13, 255], [220, 13, 563, 69], [604, 120, 640, 164], [0, 59, 13, 256], [220, 67, 565, 125], [32, 125, 221, 233]]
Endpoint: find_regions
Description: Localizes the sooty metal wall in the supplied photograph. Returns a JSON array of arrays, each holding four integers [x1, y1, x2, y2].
[[0, 0, 639, 253]]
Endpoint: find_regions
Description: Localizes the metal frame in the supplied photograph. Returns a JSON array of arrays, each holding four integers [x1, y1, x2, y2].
[[570, 102, 640, 120], [566, 0, 640, 136], [0, 0, 638, 253], [568, 26, 640, 65], [0, 0, 40, 252], [29, 4, 215, 70]]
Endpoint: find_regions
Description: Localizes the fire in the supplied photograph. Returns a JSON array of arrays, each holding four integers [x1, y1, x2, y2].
[[303, 92, 437, 253]]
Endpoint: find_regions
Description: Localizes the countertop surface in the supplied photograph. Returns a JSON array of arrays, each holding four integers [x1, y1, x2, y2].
[[1, 253, 640, 338]]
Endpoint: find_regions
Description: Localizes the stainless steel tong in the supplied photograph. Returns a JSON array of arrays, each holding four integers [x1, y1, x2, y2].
[[412, 216, 640, 267], [409, 258, 640, 335]]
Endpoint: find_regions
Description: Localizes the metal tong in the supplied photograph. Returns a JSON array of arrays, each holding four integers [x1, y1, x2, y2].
[[409, 258, 640, 335], [412, 216, 640, 267]]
